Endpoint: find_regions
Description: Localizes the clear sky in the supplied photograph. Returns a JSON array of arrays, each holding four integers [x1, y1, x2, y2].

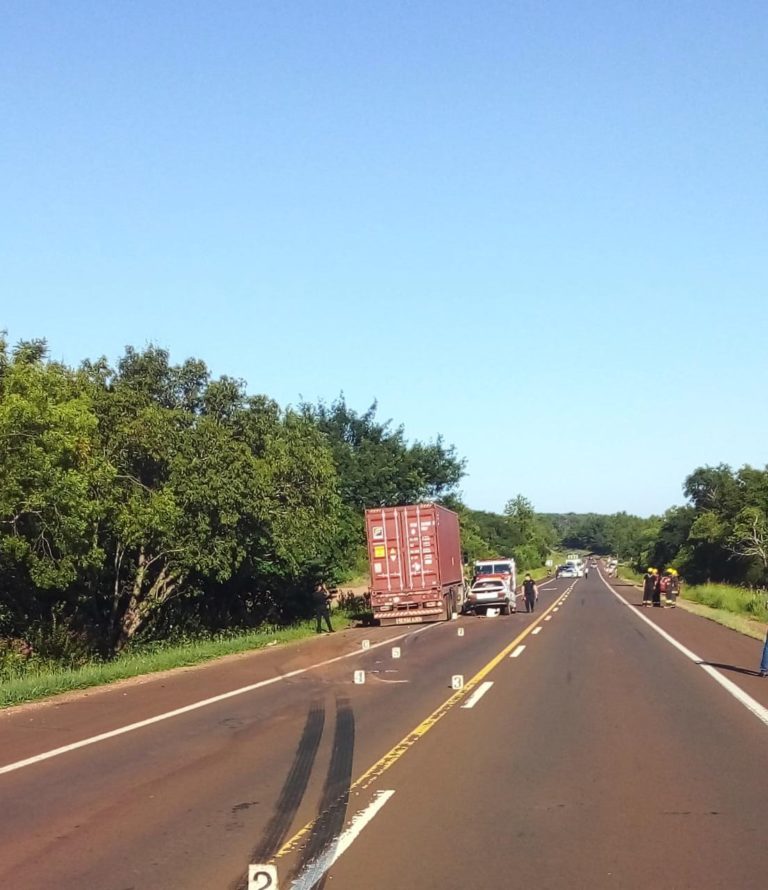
[[2, 1, 766, 517]]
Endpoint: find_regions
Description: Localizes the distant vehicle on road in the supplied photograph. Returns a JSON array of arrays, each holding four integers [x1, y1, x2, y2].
[[558, 565, 578, 579]]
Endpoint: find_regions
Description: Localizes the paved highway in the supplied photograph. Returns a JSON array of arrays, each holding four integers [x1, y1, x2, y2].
[[1, 569, 766, 889]]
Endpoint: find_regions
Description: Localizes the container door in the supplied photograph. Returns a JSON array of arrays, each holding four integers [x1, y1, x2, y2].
[[403, 505, 440, 592]]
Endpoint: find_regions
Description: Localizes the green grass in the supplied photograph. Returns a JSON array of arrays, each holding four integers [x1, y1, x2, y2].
[[675, 599, 766, 641], [0, 612, 357, 710], [681, 583, 768, 624], [617, 565, 644, 584]]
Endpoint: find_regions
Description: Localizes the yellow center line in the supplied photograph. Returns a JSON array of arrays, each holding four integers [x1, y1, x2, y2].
[[274, 584, 571, 860]]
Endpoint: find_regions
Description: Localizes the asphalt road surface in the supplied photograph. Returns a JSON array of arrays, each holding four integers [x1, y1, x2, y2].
[[2, 568, 767, 889]]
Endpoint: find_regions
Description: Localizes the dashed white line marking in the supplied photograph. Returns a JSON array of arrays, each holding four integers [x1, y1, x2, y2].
[[510, 645, 526, 658], [461, 680, 494, 709], [532, 627, 542, 635], [290, 790, 395, 890], [544, 616, 552, 621], [553, 607, 560, 612]]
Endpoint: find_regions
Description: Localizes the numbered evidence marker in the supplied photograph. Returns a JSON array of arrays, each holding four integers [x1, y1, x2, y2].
[[451, 674, 464, 690], [457, 627, 465, 637], [391, 646, 401, 659], [354, 670, 366, 684], [249, 864, 278, 890], [362, 639, 371, 650]]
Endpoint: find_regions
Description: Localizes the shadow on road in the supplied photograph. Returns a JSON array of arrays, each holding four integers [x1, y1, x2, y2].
[[698, 661, 763, 678]]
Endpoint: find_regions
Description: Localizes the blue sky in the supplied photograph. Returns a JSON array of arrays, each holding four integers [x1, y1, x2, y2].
[[2, 1, 766, 516]]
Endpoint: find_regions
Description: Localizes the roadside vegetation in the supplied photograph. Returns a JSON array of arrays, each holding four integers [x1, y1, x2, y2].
[[0, 334, 556, 702], [0, 610, 359, 709]]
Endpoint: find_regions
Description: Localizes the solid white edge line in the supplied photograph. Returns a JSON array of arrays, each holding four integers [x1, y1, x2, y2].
[[597, 571, 768, 729], [532, 627, 542, 635], [510, 645, 526, 658], [0, 626, 438, 777], [290, 790, 395, 890], [461, 680, 494, 709]]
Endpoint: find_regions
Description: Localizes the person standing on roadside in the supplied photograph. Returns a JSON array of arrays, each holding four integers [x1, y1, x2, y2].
[[651, 568, 662, 607], [642, 568, 657, 607], [659, 571, 671, 607], [313, 581, 334, 633], [523, 573, 538, 613], [666, 568, 680, 608], [759, 629, 768, 678]]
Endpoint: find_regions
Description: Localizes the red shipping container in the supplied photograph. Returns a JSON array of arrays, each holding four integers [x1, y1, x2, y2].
[[365, 504, 464, 625]]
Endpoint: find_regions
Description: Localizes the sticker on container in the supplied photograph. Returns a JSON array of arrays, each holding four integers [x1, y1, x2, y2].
[[374, 564, 382, 574], [373, 545, 385, 558], [372, 526, 384, 540]]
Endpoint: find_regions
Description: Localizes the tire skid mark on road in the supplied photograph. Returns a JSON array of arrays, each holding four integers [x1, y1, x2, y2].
[[289, 696, 356, 889], [599, 571, 768, 729], [274, 586, 572, 862], [245, 699, 326, 869]]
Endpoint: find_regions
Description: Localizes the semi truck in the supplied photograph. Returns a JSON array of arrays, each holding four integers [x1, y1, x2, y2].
[[365, 503, 465, 626]]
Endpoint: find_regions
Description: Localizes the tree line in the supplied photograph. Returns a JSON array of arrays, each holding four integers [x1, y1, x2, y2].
[[0, 338, 466, 657], [545, 464, 768, 588], [0, 336, 551, 661]]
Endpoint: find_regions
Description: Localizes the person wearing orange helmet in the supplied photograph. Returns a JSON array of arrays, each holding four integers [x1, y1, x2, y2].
[[665, 568, 680, 607]]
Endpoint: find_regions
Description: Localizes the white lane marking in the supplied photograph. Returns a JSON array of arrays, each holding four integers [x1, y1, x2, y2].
[[598, 572, 768, 729], [0, 625, 437, 777], [461, 680, 494, 709], [532, 627, 542, 635], [553, 607, 560, 612], [290, 790, 395, 890], [544, 616, 552, 621], [510, 645, 526, 658]]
